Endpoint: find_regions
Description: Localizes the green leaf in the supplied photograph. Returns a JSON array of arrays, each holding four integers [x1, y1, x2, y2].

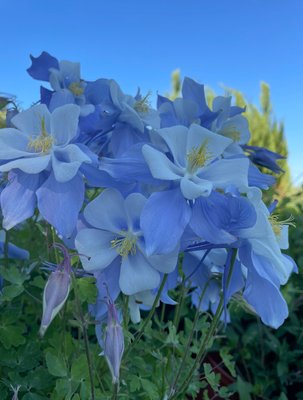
[[76, 277, 97, 304], [1, 284, 24, 300], [0, 265, 27, 285], [71, 354, 89, 382], [129, 375, 141, 392], [165, 322, 179, 346], [220, 348, 236, 378], [203, 363, 220, 392], [236, 376, 253, 400], [0, 320, 26, 349], [45, 352, 68, 377], [140, 378, 158, 399]]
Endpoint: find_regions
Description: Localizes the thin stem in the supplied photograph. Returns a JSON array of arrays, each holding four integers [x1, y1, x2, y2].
[[111, 382, 118, 400], [124, 274, 168, 358], [170, 248, 238, 399], [51, 227, 60, 265], [4, 229, 9, 270], [173, 278, 187, 329], [169, 281, 210, 395], [72, 273, 95, 400]]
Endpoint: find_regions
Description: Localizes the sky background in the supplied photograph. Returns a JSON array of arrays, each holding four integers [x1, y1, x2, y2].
[[0, 0, 302, 184]]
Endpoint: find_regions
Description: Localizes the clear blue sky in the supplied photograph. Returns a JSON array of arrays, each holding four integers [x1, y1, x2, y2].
[[1, 0, 302, 184]]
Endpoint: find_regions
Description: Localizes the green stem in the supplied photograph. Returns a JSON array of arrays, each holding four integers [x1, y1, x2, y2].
[[72, 274, 95, 400], [170, 248, 238, 399], [169, 281, 210, 395], [111, 382, 118, 400], [124, 274, 168, 359], [51, 227, 60, 265], [173, 278, 187, 330], [4, 229, 9, 270]]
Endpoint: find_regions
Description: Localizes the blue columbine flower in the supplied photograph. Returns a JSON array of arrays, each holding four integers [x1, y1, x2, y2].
[[27, 51, 94, 116], [142, 123, 249, 200], [0, 103, 96, 236], [75, 188, 178, 295]]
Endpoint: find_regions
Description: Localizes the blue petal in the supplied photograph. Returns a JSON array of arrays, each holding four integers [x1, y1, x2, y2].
[[37, 172, 84, 237], [182, 77, 208, 116], [180, 176, 212, 199], [141, 188, 191, 255], [0, 155, 51, 174], [51, 104, 80, 146], [49, 89, 75, 112], [52, 144, 91, 182], [119, 251, 160, 295], [27, 51, 59, 81], [91, 258, 121, 320], [199, 158, 249, 191], [157, 125, 188, 167], [243, 253, 288, 328], [75, 229, 118, 272], [124, 192, 147, 232], [1, 171, 42, 230], [84, 188, 127, 233], [12, 104, 51, 136], [142, 145, 183, 180]]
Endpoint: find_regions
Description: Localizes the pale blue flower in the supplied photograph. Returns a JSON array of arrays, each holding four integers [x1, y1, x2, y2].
[[75, 189, 178, 295]]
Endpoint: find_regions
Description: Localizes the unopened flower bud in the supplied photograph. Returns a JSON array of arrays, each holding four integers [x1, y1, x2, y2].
[[104, 297, 124, 384], [40, 269, 71, 336], [39, 243, 72, 336]]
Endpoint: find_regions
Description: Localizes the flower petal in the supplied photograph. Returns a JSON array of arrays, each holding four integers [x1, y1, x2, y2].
[[141, 188, 191, 255], [1, 171, 41, 230], [75, 229, 118, 272], [37, 172, 84, 237], [119, 251, 160, 295], [84, 188, 127, 233], [51, 104, 80, 146], [52, 144, 91, 182], [142, 144, 183, 180]]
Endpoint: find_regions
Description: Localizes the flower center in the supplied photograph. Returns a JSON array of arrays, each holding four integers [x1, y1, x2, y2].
[[111, 231, 137, 257], [134, 91, 151, 113], [187, 141, 212, 173], [68, 82, 84, 96], [28, 117, 54, 153], [268, 214, 296, 237]]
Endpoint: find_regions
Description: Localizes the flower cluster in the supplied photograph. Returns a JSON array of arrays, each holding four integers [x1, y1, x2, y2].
[[0, 53, 297, 378]]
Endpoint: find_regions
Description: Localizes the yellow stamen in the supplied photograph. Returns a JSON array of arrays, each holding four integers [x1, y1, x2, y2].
[[187, 141, 212, 173], [134, 91, 151, 113], [28, 117, 54, 153], [68, 82, 84, 96], [269, 214, 296, 236], [111, 231, 137, 257]]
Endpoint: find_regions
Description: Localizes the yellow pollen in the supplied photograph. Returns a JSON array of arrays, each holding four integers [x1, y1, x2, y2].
[[68, 82, 84, 96], [134, 91, 152, 113], [28, 117, 54, 153], [268, 214, 296, 237], [187, 141, 212, 173], [111, 231, 137, 257]]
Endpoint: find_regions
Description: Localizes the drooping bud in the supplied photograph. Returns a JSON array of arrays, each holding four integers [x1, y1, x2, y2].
[[39, 244, 72, 336], [103, 292, 124, 384]]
